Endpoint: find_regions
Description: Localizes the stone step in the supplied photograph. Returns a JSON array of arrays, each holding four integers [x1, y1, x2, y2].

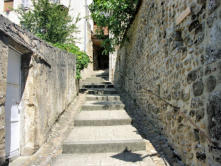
[[84, 77, 109, 82], [91, 73, 109, 77], [81, 81, 112, 85], [87, 88, 118, 95], [62, 125, 146, 153], [82, 84, 114, 89], [91, 75, 108, 79], [80, 88, 118, 94], [74, 110, 131, 126], [86, 94, 121, 101], [82, 101, 125, 110], [53, 151, 156, 166]]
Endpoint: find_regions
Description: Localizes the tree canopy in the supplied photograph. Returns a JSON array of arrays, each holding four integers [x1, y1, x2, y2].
[[17, 0, 89, 79], [89, 0, 139, 53]]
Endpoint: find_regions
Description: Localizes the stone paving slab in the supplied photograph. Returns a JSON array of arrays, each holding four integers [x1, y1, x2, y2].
[[53, 151, 156, 166], [74, 110, 131, 126]]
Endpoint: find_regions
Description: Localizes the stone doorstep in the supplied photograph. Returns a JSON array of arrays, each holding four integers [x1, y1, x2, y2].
[[62, 139, 146, 153]]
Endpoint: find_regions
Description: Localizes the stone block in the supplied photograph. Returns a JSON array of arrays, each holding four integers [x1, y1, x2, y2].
[[193, 80, 204, 96], [176, 7, 191, 25], [207, 91, 221, 141], [206, 75, 216, 92]]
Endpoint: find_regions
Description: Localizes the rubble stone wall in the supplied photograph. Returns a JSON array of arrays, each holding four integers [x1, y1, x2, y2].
[[0, 38, 8, 164], [0, 15, 77, 161], [114, 0, 221, 165]]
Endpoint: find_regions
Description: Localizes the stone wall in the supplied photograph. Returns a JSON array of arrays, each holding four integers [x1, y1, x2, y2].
[[0, 15, 77, 161], [113, 0, 221, 165], [0, 39, 8, 164]]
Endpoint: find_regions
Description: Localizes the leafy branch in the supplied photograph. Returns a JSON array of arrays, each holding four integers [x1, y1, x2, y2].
[[89, 0, 139, 54], [17, 0, 90, 79]]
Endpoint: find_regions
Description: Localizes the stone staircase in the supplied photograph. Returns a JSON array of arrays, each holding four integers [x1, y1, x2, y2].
[[52, 71, 156, 166]]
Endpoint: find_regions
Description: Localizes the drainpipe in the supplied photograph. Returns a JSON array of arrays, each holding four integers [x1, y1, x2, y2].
[[84, 0, 87, 52], [68, 0, 71, 8]]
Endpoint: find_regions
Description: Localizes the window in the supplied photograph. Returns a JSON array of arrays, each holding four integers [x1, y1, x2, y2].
[[4, 0, 14, 12]]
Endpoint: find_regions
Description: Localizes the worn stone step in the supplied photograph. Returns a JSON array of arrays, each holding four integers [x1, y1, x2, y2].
[[85, 77, 109, 82], [63, 125, 146, 153], [86, 94, 121, 101], [82, 101, 125, 110], [91, 73, 109, 77], [88, 88, 118, 95], [53, 151, 156, 166], [74, 110, 131, 126], [82, 84, 114, 89], [81, 81, 112, 85], [91, 75, 108, 79], [80, 88, 118, 95]]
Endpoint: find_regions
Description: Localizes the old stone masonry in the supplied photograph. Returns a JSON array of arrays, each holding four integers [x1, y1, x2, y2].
[[52, 71, 165, 166]]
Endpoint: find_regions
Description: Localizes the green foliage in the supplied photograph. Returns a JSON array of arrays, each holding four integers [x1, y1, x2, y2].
[[89, 0, 139, 53], [54, 43, 90, 79], [17, 0, 90, 79], [17, 0, 79, 44]]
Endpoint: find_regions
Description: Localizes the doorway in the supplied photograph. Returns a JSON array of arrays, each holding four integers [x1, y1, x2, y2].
[[5, 48, 21, 159], [93, 44, 109, 70]]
